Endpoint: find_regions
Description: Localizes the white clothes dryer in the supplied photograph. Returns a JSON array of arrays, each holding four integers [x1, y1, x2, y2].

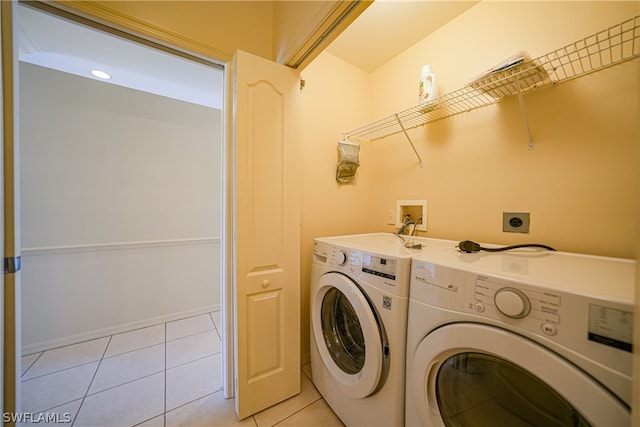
[[405, 247, 635, 427], [310, 233, 456, 426]]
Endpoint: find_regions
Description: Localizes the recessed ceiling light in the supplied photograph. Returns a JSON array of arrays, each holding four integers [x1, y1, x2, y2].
[[91, 69, 111, 79]]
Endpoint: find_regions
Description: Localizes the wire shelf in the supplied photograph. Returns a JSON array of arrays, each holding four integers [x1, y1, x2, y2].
[[344, 15, 640, 143]]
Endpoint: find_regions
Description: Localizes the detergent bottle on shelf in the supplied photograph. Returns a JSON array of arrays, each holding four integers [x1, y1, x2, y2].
[[418, 65, 437, 104]]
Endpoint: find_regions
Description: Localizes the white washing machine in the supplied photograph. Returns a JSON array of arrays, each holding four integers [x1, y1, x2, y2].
[[405, 247, 635, 427], [310, 233, 456, 426]]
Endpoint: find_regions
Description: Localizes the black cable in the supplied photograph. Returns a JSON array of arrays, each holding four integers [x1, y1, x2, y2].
[[457, 240, 557, 253]]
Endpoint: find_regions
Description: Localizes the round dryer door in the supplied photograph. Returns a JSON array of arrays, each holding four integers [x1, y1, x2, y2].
[[410, 323, 628, 427], [312, 272, 387, 399]]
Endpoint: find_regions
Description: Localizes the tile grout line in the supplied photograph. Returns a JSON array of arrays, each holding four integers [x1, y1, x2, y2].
[[166, 351, 221, 373], [83, 370, 168, 399], [103, 337, 165, 361], [270, 397, 324, 427], [209, 311, 221, 340], [71, 335, 112, 427], [165, 312, 218, 341], [162, 389, 224, 417], [22, 312, 223, 426], [23, 335, 114, 357], [20, 352, 43, 379], [21, 359, 100, 383], [166, 328, 217, 344]]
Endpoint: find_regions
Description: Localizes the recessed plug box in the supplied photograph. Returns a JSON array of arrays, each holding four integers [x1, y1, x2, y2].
[[503, 212, 530, 233], [396, 200, 427, 232]]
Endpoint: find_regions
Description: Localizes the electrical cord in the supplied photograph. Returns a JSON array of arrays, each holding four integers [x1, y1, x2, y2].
[[457, 240, 557, 253]]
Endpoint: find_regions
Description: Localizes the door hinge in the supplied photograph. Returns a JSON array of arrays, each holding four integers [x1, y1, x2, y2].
[[4, 256, 21, 274]]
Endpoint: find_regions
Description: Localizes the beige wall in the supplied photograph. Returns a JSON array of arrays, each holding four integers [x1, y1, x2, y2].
[[299, 1, 639, 364], [47, 0, 639, 385], [366, 1, 638, 258], [299, 52, 376, 363]]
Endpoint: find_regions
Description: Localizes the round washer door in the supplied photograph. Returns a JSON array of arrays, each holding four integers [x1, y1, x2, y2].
[[312, 272, 385, 398], [410, 323, 628, 427]]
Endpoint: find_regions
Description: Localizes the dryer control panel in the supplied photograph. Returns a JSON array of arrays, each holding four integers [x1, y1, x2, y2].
[[473, 275, 561, 326], [411, 258, 634, 377]]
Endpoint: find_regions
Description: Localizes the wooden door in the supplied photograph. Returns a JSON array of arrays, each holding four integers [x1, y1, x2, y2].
[[232, 49, 301, 419]]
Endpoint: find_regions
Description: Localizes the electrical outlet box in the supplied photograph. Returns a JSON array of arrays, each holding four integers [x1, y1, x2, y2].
[[396, 200, 427, 231], [503, 212, 530, 233], [387, 209, 395, 225]]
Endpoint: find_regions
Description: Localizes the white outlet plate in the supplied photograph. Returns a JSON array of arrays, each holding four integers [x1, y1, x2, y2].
[[396, 200, 427, 231], [387, 209, 395, 225]]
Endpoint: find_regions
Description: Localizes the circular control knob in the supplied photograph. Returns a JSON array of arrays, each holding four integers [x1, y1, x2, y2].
[[494, 287, 531, 319], [336, 250, 349, 266]]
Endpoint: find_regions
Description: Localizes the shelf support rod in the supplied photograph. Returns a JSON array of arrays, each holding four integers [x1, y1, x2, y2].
[[514, 75, 535, 150], [395, 114, 424, 167]]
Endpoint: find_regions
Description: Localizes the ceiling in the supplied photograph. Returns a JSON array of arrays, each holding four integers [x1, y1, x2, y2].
[[16, 1, 479, 107], [326, 1, 479, 73], [17, 4, 224, 109]]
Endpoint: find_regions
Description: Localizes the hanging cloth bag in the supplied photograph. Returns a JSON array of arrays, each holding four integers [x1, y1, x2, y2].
[[336, 140, 360, 184]]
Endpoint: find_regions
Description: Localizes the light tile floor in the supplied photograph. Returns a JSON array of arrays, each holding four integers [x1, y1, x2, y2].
[[21, 312, 344, 427]]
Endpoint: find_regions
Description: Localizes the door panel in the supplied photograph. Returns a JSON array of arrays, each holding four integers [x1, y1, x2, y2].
[[247, 289, 282, 379], [311, 272, 384, 398], [232, 49, 300, 419], [246, 80, 284, 272], [411, 323, 628, 426]]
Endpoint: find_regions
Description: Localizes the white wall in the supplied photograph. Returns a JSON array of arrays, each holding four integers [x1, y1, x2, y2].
[[20, 62, 222, 353]]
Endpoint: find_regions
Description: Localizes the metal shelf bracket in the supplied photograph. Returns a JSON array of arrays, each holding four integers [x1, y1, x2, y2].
[[395, 114, 423, 168], [514, 75, 535, 150]]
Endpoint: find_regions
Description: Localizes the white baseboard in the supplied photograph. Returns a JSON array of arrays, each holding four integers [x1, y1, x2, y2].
[[22, 304, 220, 355]]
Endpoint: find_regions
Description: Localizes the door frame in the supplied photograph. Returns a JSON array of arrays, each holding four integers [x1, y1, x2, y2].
[[8, 0, 235, 402], [2, 0, 21, 417]]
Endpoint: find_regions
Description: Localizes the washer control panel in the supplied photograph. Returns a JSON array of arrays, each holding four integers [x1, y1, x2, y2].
[[362, 254, 397, 280], [313, 240, 411, 297], [330, 247, 398, 281]]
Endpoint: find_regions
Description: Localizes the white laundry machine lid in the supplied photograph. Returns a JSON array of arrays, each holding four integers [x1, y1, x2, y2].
[[316, 232, 456, 258], [412, 247, 634, 304]]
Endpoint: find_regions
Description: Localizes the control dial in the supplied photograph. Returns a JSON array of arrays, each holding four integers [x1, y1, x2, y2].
[[336, 250, 349, 266], [494, 287, 531, 319]]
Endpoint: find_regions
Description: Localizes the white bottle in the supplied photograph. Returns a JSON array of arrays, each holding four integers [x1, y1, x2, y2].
[[418, 65, 437, 103]]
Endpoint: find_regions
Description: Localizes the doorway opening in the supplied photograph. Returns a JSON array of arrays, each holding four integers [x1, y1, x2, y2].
[[17, 4, 227, 423]]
